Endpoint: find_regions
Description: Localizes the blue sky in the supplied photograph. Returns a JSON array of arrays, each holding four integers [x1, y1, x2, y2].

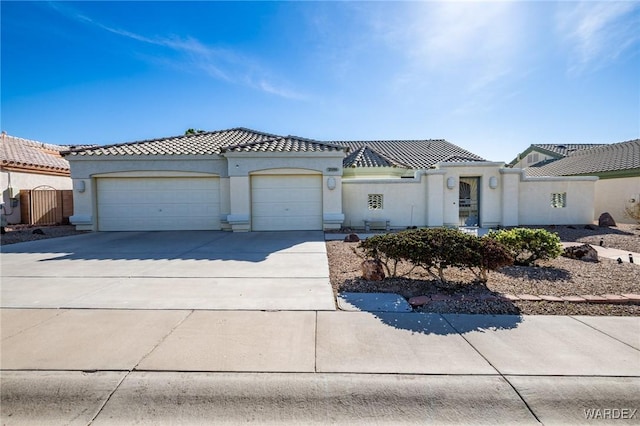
[[2, 1, 639, 161]]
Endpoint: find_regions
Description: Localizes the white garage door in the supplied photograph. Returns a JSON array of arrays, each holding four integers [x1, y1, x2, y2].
[[97, 177, 221, 231], [251, 175, 323, 231]]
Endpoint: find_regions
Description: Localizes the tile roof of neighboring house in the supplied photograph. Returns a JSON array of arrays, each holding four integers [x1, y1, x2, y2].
[[526, 139, 640, 177], [221, 136, 346, 153], [532, 143, 606, 157], [333, 140, 484, 169], [64, 128, 279, 156], [508, 143, 608, 167], [1, 134, 71, 175], [65, 127, 485, 169]]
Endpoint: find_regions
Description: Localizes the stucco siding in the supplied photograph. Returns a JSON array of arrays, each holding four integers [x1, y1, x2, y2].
[[342, 177, 427, 229], [69, 156, 227, 179], [518, 178, 596, 225], [594, 176, 640, 224], [436, 163, 505, 228], [1, 170, 72, 224]]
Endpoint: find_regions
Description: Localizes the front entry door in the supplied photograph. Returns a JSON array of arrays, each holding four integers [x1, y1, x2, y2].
[[459, 177, 480, 226]]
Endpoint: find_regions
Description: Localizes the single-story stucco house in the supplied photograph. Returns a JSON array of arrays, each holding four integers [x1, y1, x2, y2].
[[63, 127, 599, 232], [522, 139, 640, 224], [1, 132, 73, 225]]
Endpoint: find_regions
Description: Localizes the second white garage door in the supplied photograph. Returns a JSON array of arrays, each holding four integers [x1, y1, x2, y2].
[[97, 177, 221, 231], [251, 175, 323, 231]]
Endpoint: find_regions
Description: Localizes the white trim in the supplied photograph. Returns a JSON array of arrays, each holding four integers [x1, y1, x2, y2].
[[92, 171, 219, 178], [250, 168, 320, 176]]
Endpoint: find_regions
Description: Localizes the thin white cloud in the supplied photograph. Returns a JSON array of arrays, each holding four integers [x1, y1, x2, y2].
[[355, 1, 529, 118], [555, 1, 640, 74], [381, 2, 525, 93], [46, 2, 306, 100]]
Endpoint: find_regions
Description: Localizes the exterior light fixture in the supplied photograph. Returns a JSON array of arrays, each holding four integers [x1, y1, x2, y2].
[[446, 177, 456, 189], [74, 180, 86, 193], [327, 177, 336, 190], [489, 176, 498, 189]]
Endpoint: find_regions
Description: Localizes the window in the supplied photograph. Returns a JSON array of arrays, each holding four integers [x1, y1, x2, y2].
[[551, 192, 566, 208], [368, 194, 384, 210], [459, 182, 471, 207], [527, 153, 539, 164]]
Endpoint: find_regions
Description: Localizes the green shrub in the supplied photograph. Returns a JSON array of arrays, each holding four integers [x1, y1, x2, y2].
[[490, 228, 562, 266], [467, 236, 514, 282], [358, 228, 513, 284], [358, 231, 416, 277], [404, 228, 477, 283]]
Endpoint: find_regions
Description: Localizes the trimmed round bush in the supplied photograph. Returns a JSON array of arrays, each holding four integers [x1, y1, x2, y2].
[[490, 228, 562, 266]]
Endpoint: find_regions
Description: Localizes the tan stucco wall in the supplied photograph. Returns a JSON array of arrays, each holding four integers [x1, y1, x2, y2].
[[69, 156, 226, 179], [1, 169, 72, 224], [518, 177, 596, 225], [594, 176, 640, 224], [436, 162, 505, 228], [342, 163, 597, 229], [342, 175, 427, 229]]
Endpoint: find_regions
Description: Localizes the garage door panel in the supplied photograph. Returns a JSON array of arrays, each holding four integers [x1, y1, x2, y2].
[[252, 189, 322, 204], [251, 175, 322, 231], [97, 177, 220, 231], [253, 175, 320, 189], [252, 201, 322, 215]]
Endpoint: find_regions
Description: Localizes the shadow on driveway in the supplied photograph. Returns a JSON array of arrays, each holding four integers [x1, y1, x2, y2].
[[0, 230, 325, 263]]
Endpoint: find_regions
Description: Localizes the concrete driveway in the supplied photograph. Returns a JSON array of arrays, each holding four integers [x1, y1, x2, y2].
[[0, 231, 335, 311]]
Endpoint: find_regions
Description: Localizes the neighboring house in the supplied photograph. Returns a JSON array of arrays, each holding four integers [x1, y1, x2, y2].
[[1, 132, 73, 224], [509, 143, 606, 169], [524, 139, 640, 224], [63, 127, 597, 232]]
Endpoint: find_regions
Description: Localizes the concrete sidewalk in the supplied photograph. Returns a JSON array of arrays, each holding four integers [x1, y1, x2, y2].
[[2, 309, 639, 424]]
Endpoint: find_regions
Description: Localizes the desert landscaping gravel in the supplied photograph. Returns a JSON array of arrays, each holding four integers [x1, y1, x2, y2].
[[1, 225, 87, 245], [327, 224, 640, 316], [3, 223, 638, 315]]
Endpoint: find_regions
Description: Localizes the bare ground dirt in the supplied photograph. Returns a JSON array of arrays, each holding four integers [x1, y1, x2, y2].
[[1, 225, 88, 246]]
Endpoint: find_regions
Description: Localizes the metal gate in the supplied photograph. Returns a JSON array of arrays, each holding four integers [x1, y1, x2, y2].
[[19, 187, 73, 225], [459, 177, 480, 226]]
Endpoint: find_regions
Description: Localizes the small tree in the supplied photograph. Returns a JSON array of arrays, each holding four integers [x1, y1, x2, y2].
[[185, 128, 205, 135]]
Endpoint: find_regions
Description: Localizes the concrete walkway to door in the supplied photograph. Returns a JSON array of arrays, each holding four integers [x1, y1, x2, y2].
[[0, 231, 336, 311]]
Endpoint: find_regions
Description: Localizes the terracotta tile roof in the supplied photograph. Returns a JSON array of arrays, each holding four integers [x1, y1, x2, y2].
[[64, 128, 279, 156], [1, 134, 71, 175], [333, 140, 484, 169], [526, 139, 640, 177], [221, 136, 346, 153]]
